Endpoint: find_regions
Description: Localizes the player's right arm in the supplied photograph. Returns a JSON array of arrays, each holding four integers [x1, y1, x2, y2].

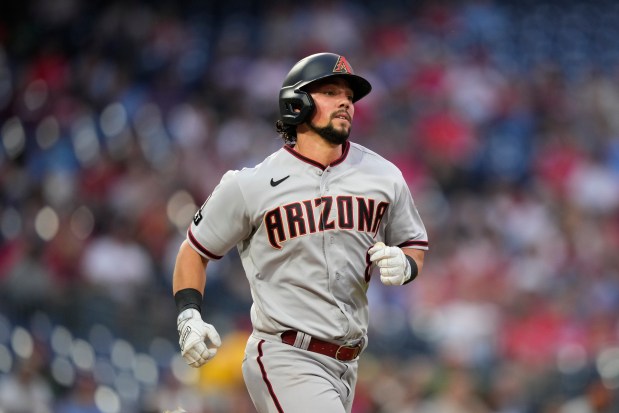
[[172, 240, 222, 368], [172, 170, 250, 367], [173, 239, 208, 295]]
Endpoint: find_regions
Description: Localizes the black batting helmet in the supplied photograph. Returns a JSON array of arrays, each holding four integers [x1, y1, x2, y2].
[[279, 53, 372, 126]]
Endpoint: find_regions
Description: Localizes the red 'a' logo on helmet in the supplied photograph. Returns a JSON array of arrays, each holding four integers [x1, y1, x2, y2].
[[333, 56, 353, 74]]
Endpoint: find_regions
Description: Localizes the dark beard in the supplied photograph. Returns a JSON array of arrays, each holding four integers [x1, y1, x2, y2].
[[308, 120, 350, 145]]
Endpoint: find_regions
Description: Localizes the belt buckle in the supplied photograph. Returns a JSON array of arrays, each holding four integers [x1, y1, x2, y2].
[[335, 344, 360, 361]]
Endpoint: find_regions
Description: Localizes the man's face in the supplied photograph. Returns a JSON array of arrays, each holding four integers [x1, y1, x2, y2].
[[304, 77, 355, 145]]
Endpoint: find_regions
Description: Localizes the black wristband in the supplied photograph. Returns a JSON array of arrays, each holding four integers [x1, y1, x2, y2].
[[174, 288, 203, 314], [403, 255, 419, 285]]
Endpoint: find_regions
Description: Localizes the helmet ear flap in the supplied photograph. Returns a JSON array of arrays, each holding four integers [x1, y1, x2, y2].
[[279, 87, 315, 126]]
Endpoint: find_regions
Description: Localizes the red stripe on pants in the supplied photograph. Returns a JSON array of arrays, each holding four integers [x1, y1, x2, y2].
[[257, 339, 284, 413]]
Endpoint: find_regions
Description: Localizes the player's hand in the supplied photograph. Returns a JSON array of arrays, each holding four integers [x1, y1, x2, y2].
[[177, 308, 221, 367], [368, 242, 411, 286]]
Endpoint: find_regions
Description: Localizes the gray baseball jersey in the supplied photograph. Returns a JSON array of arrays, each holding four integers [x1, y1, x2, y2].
[[187, 140, 428, 345]]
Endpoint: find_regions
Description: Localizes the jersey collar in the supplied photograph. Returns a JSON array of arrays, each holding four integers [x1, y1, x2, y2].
[[284, 141, 350, 171]]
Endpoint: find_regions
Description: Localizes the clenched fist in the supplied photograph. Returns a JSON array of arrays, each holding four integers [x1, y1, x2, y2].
[[368, 242, 411, 286], [177, 308, 221, 367]]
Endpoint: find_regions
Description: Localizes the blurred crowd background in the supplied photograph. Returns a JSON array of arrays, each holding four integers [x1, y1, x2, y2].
[[1, 0, 619, 412]]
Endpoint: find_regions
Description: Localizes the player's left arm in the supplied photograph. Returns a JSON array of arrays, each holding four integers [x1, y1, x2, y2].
[[369, 171, 428, 286]]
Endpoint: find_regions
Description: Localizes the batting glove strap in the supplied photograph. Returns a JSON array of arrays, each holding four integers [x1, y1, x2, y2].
[[177, 309, 222, 368]]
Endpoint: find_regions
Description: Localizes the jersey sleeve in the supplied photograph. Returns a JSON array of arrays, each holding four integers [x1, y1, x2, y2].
[[187, 170, 252, 259], [385, 176, 429, 250]]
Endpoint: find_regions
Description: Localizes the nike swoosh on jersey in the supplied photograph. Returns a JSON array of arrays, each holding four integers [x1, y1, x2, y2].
[[270, 175, 290, 187]]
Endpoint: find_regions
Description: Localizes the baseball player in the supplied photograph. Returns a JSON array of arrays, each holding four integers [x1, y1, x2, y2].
[[172, 52, 428, 413]]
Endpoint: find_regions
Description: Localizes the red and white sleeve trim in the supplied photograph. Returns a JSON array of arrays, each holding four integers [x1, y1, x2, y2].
[[398, 239, 429, 250], [187, 228, 223, 260]]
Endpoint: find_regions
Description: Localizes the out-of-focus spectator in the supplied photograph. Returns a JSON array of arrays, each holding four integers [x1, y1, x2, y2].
[[0, 357, 53, 413], [559, 376, 616, 413], [1, 239, 60, 320], [486, 361, 529, 413], [144, 370, 205, 413], [423, 275, 501, 367], [417, 366, 491, 413], [443, 51, 507, 125], [566, 152, 619, 215], [79, 212, 154, 304], [576, 70, 619, 142], [54, 373, 102, 413]]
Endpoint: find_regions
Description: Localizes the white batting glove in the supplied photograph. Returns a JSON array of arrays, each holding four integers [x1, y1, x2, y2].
[[368, 242, 411, 286], [177, 309, 221, 367]]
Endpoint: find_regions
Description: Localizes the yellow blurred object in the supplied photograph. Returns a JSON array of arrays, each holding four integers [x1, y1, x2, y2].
[[198, 330, 249, 391]]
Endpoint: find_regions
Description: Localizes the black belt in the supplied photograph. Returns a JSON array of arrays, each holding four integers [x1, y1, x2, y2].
[[280, 330, 362, 361]]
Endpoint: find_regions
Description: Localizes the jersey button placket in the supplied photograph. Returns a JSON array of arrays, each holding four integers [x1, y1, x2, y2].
[[318, 167, 328, 196]]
